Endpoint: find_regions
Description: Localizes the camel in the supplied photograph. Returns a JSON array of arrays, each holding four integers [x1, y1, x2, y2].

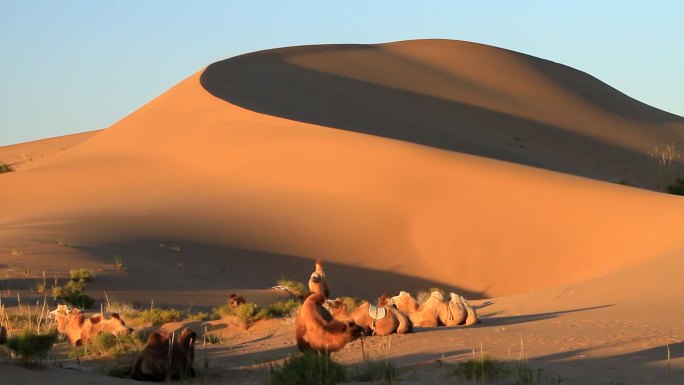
[[389, 291, 479, 327], [49, 305, 131, 345], [229, 293, 246, 308], [295, 293, 362, 353], [308, 259, 330, 299], [132, 327, 197, 381], [329, 294, 412, 336]]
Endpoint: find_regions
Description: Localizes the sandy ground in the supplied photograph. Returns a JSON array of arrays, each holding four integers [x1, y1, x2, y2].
[[1, 39, 682, 384]]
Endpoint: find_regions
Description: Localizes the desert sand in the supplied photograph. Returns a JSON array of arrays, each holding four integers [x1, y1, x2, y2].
[[1, 39, 682, 384]]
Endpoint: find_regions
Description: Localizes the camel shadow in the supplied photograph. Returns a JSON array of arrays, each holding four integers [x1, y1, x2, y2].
[[480, 305, 614, 327]]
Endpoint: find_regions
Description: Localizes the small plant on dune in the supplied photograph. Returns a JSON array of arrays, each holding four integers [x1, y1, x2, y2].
[[445, 355, 509, 382], [113, 255, 124, 270], [49, 268, 97, 308], [136, 307, 184, 326], [88, 332, 145, 357], [0, 162, 13, 174], [265, 299, 301, 318], [269, 351, 346, 385], [274, 278, 307, 298], [354, 359, 397, 384], [6, 329, 58, 365], [70, 268, 94, 283], [666, 178, 684, 195]]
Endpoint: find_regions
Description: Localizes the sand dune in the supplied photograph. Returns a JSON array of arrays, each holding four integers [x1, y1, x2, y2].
[[1, 38, 683, 384], [2, 41, 682, 300]]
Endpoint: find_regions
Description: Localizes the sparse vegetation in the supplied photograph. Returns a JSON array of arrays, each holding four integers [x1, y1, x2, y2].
[[0, 162, 13, 174], [269, 351, 346, 385], [69, 268, 94, 282], [444, 356, 561, 385], [6, 329, 58, 365], [275, 278, 307, 298], [211, 300, 301, 324], [113, 255, 124, 269], [135, 307, 183, 325], [354, 358, 397, 384]]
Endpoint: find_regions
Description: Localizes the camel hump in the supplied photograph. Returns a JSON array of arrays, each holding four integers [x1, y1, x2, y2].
[[430, 291, 445, 301], [89, 314, 102, 324], [368, 304, 386, 320], [110, 312, 121, 320]]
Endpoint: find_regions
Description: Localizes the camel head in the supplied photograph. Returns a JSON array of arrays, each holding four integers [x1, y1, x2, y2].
[[48, 304, 71, 321], [309, 272, 322, 284], [389, 291, 418, 313]]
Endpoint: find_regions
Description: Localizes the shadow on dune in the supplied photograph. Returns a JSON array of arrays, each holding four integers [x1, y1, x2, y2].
[[23, 238, 485, 309], [200, 44, 684, 189], [480, 305, 613, 327]]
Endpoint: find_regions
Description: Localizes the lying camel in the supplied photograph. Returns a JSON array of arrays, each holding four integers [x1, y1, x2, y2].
[[49, 305, 132, 345], [308, 259, 330, 299], [295, 293, 362, 353], [132, 327, 197, 381], [389, 291, 479, 327], [329, 294, 412, 336]]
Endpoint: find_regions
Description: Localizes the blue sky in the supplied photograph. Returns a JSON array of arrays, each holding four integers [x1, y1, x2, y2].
[[1, 1, 682, 146]]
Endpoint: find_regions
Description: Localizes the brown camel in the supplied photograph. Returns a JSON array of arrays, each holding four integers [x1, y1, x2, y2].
[[308, 259, 330, 299], [295, 293, 361, 353], [229, 293, 246, 308], [49, 305, 131, 345], [131, 327, 197, 381], [329, 294, 412, 336]]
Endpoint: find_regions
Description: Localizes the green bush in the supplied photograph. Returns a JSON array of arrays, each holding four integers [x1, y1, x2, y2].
[[70, 268, 94, 282], [269, 351, 346, 385], [446, 355, 509, 382], [666, 178, 684, 195], [6, 330, 58, 364], [0, 163, 13, 174], [276, 278, 307, 298], [137, 307, 183, 325], [265, 299, 301, 318], [60, 291, 96, 309], [354, 359, 396, 384]]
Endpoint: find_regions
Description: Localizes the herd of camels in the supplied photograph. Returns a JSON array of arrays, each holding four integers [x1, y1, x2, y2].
[[47, 259, 480, 381]]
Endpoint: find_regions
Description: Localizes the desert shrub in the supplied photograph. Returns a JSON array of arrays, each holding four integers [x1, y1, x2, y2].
[[0, 163, 13, 174], [666, 178, 684, 195], [60, 291, 96, 309], [354, 359, 396, 384], [70, 268, 94, 282], [137, 307, 183, 325], [276, 278, 307, 297], [88, 332, 144, 356], [265, 299, 301, 318], [113, 255, 124, 269], [6, 330, 58, 365], [446, 355, 509, 382], [269, 351, 346, 385]]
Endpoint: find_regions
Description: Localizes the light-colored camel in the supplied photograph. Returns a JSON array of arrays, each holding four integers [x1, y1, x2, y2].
[[295, 293, 362, 353], [132, 327, 197, 381], [389, 291, 479, 327], [308, 259, 330, 299], [49, 305, 131, 345]]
